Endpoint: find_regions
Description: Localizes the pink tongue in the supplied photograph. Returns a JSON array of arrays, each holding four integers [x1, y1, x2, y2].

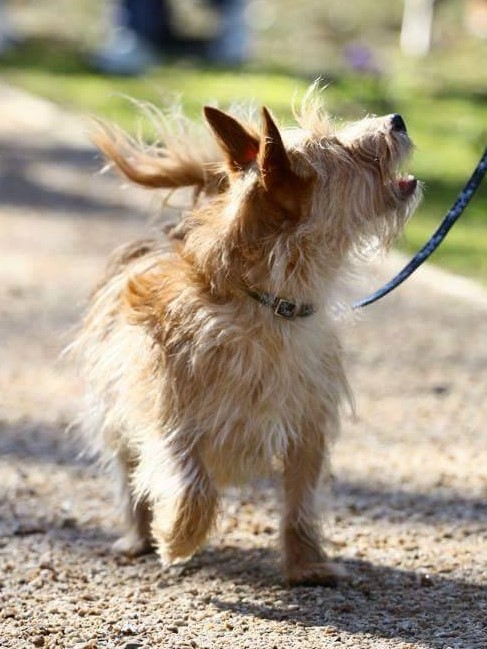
[[398, 177, 416, 194]]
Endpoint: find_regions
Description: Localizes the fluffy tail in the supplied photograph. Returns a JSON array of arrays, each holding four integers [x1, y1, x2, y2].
[[91, 118, 228, 197]]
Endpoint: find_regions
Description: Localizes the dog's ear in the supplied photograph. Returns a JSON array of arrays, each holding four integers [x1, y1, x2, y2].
[[258, 107, 312, 217], [204, 106, 260, 172], [259, 107, 305, 196], [259, 107, 292, 190]]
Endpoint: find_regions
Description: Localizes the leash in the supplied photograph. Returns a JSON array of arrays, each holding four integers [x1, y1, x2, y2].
[[353, 146, 487, 309]]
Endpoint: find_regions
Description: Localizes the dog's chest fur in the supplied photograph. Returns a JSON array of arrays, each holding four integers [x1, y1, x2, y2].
[[162, 294, 346, 483]]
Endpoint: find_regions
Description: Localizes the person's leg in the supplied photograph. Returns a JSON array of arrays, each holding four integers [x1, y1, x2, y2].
[[125, 0, 172, 47], [208, 0, 249, 65], [0, 1, 19, 56], [90, 0, 165, 75]]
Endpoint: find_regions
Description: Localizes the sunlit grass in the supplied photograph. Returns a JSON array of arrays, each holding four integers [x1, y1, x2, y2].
[[400, 216, 486, 280]]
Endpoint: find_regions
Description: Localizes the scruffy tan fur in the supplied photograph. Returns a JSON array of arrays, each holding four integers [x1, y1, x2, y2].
[[73, 90, 420, 586]]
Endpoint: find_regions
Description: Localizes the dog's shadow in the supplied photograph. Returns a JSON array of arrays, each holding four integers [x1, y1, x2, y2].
[[183, 544, 484, 648]]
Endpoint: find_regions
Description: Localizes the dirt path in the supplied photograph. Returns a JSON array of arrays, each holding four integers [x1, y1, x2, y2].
[[0, 85, 486, 649]]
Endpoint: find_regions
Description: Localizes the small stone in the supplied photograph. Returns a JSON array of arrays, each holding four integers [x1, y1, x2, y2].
[[77, 608, 90, 617], [81, 593, 96, 602], [120, 622, 138, 635], [432, 384, 449, 395], [38, 554, 53, 570], [32, 636, 45, 647], [419, 573, 433, 587], [2, 607, 17, 619], [60, 516, 77, 529], [26, 568, 40, 581], [13, 521, 46, 536]]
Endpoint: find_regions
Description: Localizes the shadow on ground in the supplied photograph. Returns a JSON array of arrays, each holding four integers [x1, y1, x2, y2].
[[206, 546, 484, 649], [0, 419, 87, 467], [334, 478, 487, 526], [0, 137, 141, 218]]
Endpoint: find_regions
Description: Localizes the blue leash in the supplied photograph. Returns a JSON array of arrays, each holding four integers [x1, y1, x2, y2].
[[353, 146, 487, 309]]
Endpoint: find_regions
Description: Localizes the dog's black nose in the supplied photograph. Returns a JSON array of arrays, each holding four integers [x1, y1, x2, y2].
[[391, 114, 407, 133]]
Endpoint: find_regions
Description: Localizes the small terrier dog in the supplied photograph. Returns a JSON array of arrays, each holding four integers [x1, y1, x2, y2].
[[74, 91, 419, 586]]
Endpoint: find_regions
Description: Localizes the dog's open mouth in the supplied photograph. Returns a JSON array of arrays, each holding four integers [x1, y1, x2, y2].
[[397, 174, 417, 199]]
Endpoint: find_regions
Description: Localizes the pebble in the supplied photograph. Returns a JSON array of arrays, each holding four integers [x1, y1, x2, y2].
[[38, 554, 53, 570], [419, 573, 434, 587], [12, 522, 46, 536], [120, 622, 138, 635]]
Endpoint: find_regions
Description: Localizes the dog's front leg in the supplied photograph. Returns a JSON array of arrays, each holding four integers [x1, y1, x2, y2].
[[138, 442, 219, 564], [282, 430, 345, 586]]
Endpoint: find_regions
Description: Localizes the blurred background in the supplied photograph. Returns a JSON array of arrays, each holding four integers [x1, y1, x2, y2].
[[1, 8, 486, 646], [0, 0, 486, 281]]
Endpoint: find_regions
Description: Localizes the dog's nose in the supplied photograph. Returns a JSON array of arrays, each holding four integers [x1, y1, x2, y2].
[[391, 114, 407, 133]]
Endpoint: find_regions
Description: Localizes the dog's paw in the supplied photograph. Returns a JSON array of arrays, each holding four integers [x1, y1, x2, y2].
[[111, 532, 152, 557], [286, 561, 348, 587], [154, 536, 199, 565]]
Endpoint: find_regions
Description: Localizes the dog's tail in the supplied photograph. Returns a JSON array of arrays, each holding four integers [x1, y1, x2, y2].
[[91, 119, 228, 197]]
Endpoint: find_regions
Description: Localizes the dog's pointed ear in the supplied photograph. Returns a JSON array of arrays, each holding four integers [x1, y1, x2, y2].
[[259, 107, 294, 190], [204, 106, 260, 171], [258, 107, 314, 217]]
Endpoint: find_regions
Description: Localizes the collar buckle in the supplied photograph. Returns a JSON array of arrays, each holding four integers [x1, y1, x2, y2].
[[273, 298, 298, 320], [246, 288, 315, 320]]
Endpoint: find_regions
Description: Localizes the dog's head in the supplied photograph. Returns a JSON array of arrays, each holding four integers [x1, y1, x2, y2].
[[184, 102, 420, 297]]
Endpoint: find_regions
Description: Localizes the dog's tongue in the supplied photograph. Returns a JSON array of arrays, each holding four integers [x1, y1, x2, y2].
[[398, 175, 417, 196]]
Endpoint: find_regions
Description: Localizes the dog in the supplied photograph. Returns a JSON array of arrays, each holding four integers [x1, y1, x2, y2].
[[73, 91, 420, 586]]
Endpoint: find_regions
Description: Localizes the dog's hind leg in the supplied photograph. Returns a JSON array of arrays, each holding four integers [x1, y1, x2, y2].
[[111, 449, 153, 556], [137, 442, 219, 564], [281, 427, 346, 587]]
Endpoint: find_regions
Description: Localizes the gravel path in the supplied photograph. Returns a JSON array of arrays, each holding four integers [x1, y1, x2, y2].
[[0, 86, 486, 649]]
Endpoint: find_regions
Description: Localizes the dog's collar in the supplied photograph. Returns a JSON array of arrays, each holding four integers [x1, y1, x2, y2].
[[246, 289, 316, 320]]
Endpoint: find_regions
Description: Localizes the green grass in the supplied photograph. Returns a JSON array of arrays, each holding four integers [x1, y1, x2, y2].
[[0, 23, 485, 284], [0, 37, 312, 124]]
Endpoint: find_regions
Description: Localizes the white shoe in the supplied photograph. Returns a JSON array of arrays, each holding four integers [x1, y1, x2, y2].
[[90, 27, 160, 76]]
